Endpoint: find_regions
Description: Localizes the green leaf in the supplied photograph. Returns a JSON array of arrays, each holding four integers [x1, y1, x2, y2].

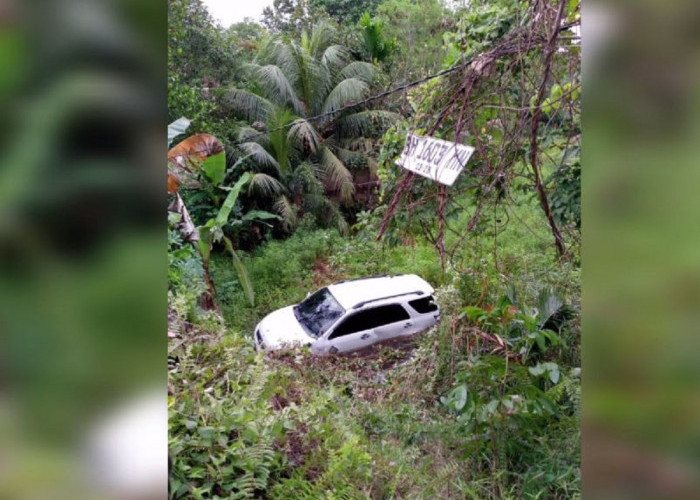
[[529, 364, 546, 376], [539, 397, 557, 414], [223, 235, 254, 306], [484, 399, 500, 414], [463, 306, 487, 320], [197, 426, 216, 439], [452, 384, 468, 412], [202, 151, 226, 185], [530, 362, 561, 384], [536, 332, 546, 351], [197, 227, 211, 264], [542, 329, 560, 346], [241, 210, 281, 222], [549, 365, 560, 384], [215, 172, 252, 227]]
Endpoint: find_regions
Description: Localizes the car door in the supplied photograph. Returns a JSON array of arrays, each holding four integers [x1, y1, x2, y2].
[[406, 296, 440, 334], [321, 304, 413, 354], [371, 304, 413, 341], [321, 309, 379, 354]]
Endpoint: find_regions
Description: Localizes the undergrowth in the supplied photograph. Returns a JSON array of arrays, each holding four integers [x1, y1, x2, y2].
[[170, 198, 580, 499]]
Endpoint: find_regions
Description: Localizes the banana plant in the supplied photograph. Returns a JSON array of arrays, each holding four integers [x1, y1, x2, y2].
[[168, 118, 278, 307]]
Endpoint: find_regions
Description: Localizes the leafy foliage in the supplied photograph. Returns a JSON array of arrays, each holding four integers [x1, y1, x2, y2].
[[261, 0, 316, 35], [225, 22, 397, 233], [168, 212, 205, 300], [547, 146, 581, 229], [168, 0, 241, 84], [375, 0, 450, 81], [168, 0, 261, 144], [311, 0, 381, 25], [358, 11, 396, 64], [169, 3, 581, 498]]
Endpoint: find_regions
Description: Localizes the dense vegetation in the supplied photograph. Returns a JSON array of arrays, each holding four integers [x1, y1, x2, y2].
[[168, 0, 581, 498]]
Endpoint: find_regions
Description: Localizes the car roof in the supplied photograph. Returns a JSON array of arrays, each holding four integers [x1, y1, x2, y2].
[[327, 274, 434, 310]]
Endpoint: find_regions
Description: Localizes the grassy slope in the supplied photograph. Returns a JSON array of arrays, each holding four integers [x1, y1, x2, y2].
[[169, 194, 580, 499]]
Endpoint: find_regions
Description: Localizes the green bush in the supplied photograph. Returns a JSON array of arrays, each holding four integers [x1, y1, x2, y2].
[[173, 186, 580, 500]]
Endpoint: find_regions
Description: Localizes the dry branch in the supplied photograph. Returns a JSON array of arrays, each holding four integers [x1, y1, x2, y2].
[[377, 1, 579, 263]]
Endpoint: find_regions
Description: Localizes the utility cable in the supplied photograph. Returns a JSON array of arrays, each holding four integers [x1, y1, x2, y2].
[[227, 59, 477, 146], [171, 19, 579, 156]]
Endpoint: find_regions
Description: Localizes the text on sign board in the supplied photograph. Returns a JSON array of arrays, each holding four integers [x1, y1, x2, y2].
[[396, 133, 475, 186]]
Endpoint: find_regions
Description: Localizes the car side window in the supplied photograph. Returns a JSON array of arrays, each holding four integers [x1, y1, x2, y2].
[[329, 304, 410, 339], [329, 311, 371, 339], [408, 296, 438, 314], [376, 304, 411, 324]]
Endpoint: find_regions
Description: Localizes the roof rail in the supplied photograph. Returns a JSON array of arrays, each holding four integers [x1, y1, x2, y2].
[[335, 273, 406, 285], [352, 290, 425, 310]]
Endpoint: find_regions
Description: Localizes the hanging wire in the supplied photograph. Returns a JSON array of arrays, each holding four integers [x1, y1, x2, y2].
[[169, 58, 479, 159]]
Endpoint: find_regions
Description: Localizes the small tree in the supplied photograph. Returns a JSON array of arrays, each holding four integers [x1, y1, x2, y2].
[[225, 21, 399, 232], [168, 118, 279, 308]]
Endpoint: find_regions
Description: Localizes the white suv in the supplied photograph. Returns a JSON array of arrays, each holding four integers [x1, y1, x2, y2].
[[254, 274, 440, 355]]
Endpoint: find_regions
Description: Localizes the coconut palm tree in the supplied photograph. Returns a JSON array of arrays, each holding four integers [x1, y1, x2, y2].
[[224, 21, 399, 232]]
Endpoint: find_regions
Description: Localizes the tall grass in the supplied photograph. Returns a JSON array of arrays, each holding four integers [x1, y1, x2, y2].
[[170, 194, 580, 499]]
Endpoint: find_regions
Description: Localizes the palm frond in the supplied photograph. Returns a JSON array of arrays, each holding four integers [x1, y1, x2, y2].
[[319, 147, 355, 204], [256, 65, 305, 115], [313, 69, 333, 114], [339, 61, 376, 84], [239, 142, 281, 173], [292, 161, 324, 197], [335, 110, 401, 138], [330, 205, 350, 235], [272, 42, 299, 85], [334, 147, 358, 163], [287, 119, 321, 154], [310, 197, 349, 235], [241, 62, 263, 77], [341, 137, 376, 152], [321, 45, 350, 70], [237, 126, 267, 145], [267, 108, 297, 173], [288, 41, 326, 115], [321, 78, 369, 116], [274, 195, 297, 231], [309, 21, 337, 58], [248, 172, 286, 198], [255, 37, 281, 64], [223, 88, 274, 122], [334, 147, 368, 171]]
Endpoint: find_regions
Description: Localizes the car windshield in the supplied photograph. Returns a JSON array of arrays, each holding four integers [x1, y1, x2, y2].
[[293, 287, 345, 338]]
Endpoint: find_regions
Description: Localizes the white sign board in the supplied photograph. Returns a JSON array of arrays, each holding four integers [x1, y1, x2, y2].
[[396, 133, 475, 186]]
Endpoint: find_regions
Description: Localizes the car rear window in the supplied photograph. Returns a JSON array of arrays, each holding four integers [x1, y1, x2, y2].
[[408, 296, 438, 314], [330, 304, 410, 339]]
